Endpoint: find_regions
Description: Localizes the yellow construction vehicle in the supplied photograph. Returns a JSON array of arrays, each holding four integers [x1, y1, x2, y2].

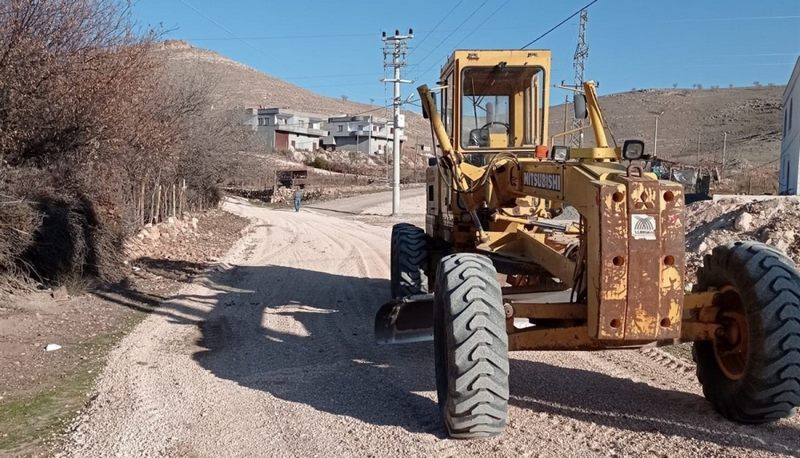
[[375, 49, 800, 439]]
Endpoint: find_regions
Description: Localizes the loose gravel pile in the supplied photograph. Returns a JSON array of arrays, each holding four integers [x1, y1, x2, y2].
[[685, 197, 800, 285]]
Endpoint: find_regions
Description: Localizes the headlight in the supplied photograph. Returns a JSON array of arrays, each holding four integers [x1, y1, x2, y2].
[[551, 145, 569, 161], [622, 140, 645, 160]]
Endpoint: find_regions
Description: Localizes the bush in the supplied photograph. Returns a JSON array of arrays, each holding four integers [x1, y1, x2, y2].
[[0, 1, 256, 288]]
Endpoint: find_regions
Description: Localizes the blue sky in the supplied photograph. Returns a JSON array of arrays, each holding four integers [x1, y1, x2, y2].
[[133, 0, 800, 107]]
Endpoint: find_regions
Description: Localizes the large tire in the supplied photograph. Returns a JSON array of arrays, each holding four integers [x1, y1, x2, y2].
[[390, 223, 428, 298], [693, 241, 800, 423], [434, 253, 509, 439]]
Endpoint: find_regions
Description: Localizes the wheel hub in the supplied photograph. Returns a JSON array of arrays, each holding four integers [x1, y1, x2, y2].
[[713, 288, 749, 381]]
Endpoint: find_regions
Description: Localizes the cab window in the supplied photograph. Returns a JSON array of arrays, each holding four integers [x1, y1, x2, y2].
[[460, 65, 544, 149]]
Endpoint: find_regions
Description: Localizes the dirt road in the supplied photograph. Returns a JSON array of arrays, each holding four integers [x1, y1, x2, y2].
[[61, 193, 800, 457]]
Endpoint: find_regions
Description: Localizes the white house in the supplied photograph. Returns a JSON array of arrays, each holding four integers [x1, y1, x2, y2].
[[326, 115, 406, 155], [245, 108, 328, 152], [779, 57, 800, 195]]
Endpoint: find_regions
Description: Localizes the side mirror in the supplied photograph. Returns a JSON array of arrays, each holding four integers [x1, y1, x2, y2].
[[573, 94, 588, 120]]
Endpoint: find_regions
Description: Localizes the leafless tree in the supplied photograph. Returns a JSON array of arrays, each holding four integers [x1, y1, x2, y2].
[[0, 0, 259, 284]]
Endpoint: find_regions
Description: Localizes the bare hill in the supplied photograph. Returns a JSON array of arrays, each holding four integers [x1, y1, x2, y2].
[[550, 86, 784, 166], [156, 40, 430, 143], [158, 41, 784, 166]]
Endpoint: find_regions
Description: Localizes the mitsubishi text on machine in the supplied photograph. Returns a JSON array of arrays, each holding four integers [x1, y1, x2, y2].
[[523, 172, 562, 192]]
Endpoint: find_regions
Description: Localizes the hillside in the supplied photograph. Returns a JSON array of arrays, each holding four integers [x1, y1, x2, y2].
[[549, 86, 784, 166], [156, 40, 431, 143], [158, 41, 784, 167]]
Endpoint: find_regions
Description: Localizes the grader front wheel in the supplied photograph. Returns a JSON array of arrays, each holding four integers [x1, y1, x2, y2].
[[693, 242, 800, 423], [390, 223, 428, 298], [434, 253, 509, 439]]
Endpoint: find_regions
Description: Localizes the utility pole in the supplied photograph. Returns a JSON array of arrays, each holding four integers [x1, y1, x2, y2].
[[649, 110, 664, 158], [382, 29, 413, 216], [654, 115, 659, 157], [572, 9, 589, 147], [722, 132, 728, 169], [563, 95, 569, 146], [696, 132, 701, 164]]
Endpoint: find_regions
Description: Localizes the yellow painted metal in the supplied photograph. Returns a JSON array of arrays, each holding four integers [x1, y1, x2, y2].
[[446, 49, 551, 154], [681, 290, 722, 341], [489, 132, 508, 148], [683, 290, 718, 312], [508, 326, 594, 351], [419, 84, 461, 167], [510, 302, 587, 320], [515, 229, 577, 288], [583, 81, 608, 148], [569, 147, 619, 160], [414, 48, 700, 350]]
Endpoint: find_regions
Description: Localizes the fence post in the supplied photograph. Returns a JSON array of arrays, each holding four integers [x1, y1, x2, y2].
[[139, 181, 146, 225], [149, 185, 156, 225], [180, 179, 187, 215], [155, 183, 162, 223]]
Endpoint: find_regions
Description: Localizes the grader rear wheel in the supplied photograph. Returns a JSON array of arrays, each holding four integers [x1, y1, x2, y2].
[[390, 223, 428, 298], [434, 253, 509, 439], [693, 242, 800, 423]]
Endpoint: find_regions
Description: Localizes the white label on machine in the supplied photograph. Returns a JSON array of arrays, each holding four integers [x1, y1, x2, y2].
[[631, 215, 657, 240]]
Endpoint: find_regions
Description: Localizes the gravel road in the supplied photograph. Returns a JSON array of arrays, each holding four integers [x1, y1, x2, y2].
[[61, 192, 800, 457]]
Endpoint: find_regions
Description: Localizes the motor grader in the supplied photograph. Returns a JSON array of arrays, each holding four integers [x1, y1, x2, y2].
[[375, 49, 800, 439]]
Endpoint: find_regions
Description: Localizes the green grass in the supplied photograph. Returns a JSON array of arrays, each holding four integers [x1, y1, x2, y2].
[[0, 311, 145, 455]]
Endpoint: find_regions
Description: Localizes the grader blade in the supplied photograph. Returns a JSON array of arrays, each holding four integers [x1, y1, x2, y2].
[[374, 294, 434, 345]]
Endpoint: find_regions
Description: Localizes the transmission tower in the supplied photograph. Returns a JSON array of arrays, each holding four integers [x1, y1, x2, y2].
[[572, 9, 588, 147]]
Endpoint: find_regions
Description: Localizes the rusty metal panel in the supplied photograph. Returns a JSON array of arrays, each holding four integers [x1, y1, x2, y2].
[[622, 179, 662, 340], [594, 183, 629, 339], [657, 181, 685, 340]]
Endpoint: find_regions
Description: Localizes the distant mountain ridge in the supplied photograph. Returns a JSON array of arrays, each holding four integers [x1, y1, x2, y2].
[[158, 40, 785, 164], [156, 40, 431, 143]]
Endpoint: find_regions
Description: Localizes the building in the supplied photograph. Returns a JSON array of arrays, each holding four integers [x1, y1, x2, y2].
[[780, 57, 800, 195], [326, 115, 406, 155], [245, 108, 328, 152]]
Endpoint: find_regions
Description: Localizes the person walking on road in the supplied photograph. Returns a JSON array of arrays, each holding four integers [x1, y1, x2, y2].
[[293, 186, 304, 212]]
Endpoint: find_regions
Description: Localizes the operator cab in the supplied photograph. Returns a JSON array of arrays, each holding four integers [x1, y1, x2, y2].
[[438, 50, 551, 158]]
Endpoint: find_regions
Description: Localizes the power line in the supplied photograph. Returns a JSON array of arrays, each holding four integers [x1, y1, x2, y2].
[[450, 0, 512, 50], [186, 32, 377, 41], [660, 15, 800, 23], [282, 72, 377, 80], [185, 23, 608, 43], [176, 0, 241, 40], [413, 0, 510, 79], [520, 0, 600, 49], [411, 1, 489, 72], [408, 0, 465, 57]]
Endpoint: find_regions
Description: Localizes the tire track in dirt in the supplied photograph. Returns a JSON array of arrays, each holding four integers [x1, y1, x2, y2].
[[60, 196, 800, 458]]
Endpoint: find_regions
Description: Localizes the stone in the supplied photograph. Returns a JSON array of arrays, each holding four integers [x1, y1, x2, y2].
[[51, 286, 69, 301], [147, 226, 161, 240], [45, 344, 62, 352], [734, 212, 754, 232]]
